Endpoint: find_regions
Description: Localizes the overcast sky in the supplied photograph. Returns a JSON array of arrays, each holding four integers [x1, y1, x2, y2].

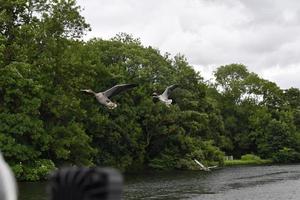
[[77, 0, 300, 89]]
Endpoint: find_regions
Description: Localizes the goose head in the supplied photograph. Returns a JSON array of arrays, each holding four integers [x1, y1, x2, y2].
[[152, 92, 159, 98]]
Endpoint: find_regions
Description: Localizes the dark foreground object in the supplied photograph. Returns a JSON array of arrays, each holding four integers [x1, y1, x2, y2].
[[47, 167, 123, 200]]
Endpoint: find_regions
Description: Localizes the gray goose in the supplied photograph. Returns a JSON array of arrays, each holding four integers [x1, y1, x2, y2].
[[81, 84, 137, 109], [152, 84, 179, 107], [0, 152, 17, 200]]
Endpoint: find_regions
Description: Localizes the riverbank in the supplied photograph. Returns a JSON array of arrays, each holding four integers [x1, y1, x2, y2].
[[14, 154, 274, 182], [223, 154, 273, 166], [224, 159, 272, 166]]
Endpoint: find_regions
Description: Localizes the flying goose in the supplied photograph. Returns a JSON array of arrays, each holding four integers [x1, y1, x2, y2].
[[152, 84, 179, 107], [81, 84, 137, 109], [0, 152, 17, 200], [194, 159, 218, 172]]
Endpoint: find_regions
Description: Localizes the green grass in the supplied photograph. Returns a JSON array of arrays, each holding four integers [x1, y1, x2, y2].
[[224, 159, 272, 166], [224, 154, 272, 166]]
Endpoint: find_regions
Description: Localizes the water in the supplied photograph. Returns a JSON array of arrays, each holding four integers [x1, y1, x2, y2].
[[18, 164, 300, 200]]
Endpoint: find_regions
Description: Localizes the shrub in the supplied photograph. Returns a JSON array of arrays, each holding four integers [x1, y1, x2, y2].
[[272, 147, 300, 163], [12, 159, 56, 181], [241, 154, 261, 161], [225, 154, 272, 166]]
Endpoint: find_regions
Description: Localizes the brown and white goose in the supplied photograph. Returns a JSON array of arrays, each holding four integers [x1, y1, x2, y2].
[[81, 84, 137, 109]]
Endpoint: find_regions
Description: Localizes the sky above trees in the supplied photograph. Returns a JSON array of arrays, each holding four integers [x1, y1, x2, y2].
[[77, 0, 300, 89]]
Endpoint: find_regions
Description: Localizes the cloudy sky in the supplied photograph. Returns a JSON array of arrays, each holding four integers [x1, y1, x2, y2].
[[77, 0, 300, 89]]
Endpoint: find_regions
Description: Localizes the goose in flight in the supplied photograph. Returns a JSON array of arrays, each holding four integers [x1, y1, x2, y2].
[[0, 152, 17, 200], [81, 84, 137, 109], [194, 159, 218, 172], [152, 84, 179, 107]]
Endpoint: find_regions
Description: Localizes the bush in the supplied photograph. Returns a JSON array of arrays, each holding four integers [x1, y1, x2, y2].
[[12, 159, 56, 181], [241, 154, 261, 161], [201, 141, 225, 166], [148, 140, 225, 170], [225, 154, 272, 166], [272, 147, 300, 163], [148, 153, 177, 170]]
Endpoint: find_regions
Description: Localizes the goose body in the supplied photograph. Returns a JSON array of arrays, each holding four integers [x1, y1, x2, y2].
[[157, 95, 173, 106], [153, 84, 178, 107], [94, 92, 118, 109]]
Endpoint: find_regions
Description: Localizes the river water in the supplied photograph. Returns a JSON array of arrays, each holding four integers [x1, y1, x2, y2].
[[18, 164, 300, 200]]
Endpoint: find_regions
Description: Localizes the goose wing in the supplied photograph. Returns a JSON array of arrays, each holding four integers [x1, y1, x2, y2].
[[103, 84, 137, 98], [161, 84, 179, 99], [194, 159, 206, 169], [208, 165, 218, 169]]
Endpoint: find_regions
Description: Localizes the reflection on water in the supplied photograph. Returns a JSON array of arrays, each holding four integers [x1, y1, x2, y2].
[[18, 164, 300, 200], [18, 182, 47, 200]]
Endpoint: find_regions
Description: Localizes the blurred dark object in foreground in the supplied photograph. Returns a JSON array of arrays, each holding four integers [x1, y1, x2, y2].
[[47, 167, 123, 200]]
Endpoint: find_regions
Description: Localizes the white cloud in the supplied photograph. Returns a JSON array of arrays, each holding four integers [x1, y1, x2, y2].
[[77, 0, 300, 89], [262, 63, 300, 89]]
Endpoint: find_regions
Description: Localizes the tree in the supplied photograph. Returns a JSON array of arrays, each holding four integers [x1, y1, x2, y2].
[[0, 0, 94, 180]]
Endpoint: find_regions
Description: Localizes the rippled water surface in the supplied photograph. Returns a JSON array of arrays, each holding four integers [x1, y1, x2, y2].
[[19, 164, 300, 200]]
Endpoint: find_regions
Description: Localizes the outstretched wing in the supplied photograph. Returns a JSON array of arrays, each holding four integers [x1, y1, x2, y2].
[[207, 165, 218, 169], [103, 84, 137, 98], [161, 84, 179, 99], [194, 159, 206, 169]]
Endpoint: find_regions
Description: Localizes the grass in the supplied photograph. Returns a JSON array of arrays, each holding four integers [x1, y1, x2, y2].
[[224, 159, 272, 166], [224, 154, 273, 166]]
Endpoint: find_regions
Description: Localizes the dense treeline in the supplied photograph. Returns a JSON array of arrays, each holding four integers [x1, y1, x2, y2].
[[1, 0, 300, 181]]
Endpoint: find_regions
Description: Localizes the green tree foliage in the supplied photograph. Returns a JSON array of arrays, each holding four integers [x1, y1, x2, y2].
[[213, 64, 300, 160], [0, 0, 94, 180], [1, 0, 300, 181]]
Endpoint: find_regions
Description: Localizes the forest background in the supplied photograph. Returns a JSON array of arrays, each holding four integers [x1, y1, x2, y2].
[[1, 0, 300, 181]]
